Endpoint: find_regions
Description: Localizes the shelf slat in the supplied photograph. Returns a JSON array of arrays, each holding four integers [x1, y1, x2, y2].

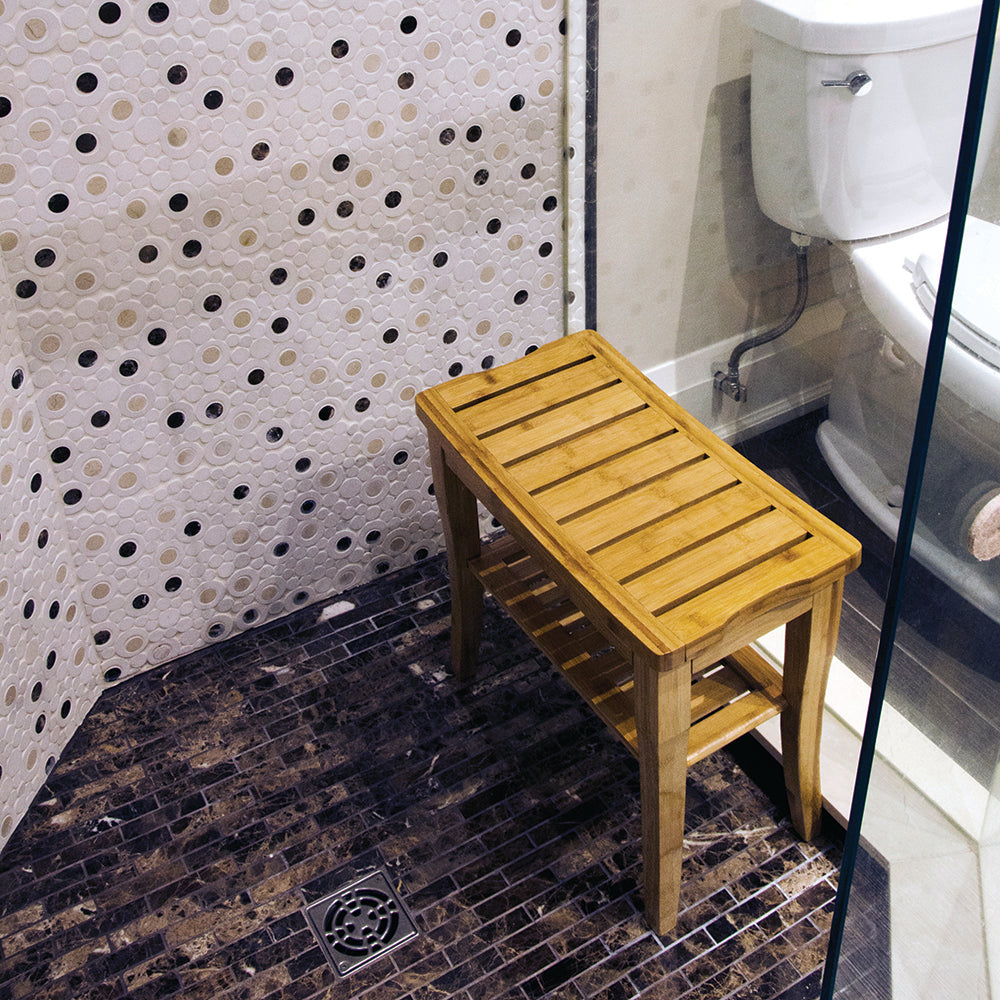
[[471, 537, 786, 766]]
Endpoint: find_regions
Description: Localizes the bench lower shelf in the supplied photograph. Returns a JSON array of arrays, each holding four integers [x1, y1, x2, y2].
[[470, 535, 787, 767]]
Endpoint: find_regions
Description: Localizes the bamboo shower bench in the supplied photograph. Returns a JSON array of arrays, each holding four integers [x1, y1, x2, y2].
[[416, 330, 860, 934]]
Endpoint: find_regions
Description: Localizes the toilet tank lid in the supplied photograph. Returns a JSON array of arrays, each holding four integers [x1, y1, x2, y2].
[[742, 0, 981, 54]]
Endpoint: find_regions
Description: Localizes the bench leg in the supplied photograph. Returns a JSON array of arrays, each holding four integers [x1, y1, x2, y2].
[[781, 580, 844, 841], [635, 656, 690, 936], [428, 436, 484, 682]]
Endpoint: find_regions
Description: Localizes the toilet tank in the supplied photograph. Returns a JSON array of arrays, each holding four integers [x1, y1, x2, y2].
[[744, 0, 986, 240]]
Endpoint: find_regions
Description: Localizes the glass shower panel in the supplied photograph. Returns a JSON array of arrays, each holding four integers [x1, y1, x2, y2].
[[830, 64, 1000, 999], [832, 326, 1000, 1000]]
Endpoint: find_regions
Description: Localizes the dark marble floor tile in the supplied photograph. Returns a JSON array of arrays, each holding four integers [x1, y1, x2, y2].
[[0, 443, 849, 1000], [520, 937, 609, 999], [772, 967, 823, 1000]]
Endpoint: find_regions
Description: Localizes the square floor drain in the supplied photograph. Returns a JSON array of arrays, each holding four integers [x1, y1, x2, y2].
[[303, 869, 419, 978]]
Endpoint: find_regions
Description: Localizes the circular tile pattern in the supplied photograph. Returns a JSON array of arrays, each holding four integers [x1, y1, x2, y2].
[[0, 0, 577, 854]]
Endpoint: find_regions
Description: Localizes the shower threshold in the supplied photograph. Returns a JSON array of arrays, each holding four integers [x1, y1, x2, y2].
[[753, 628, 994, 998]]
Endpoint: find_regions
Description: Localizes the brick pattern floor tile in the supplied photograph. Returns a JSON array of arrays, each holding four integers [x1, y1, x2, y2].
[[0, 549, 842, 1000]]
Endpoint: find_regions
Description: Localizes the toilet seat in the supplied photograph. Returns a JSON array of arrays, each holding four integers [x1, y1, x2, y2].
[[910, 215, 1000, 370], [850, 216, 1000, 422]]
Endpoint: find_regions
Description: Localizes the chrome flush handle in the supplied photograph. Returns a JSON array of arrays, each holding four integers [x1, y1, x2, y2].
[[821, 70, 873, 96]]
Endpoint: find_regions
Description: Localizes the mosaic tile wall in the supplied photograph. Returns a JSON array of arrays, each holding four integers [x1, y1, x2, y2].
[[0, 246, 103, 852], [0, 0, 575, 852]]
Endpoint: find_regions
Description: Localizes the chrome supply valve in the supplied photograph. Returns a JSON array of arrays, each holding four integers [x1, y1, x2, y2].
[[821, 70, 873, 96], [713, 364, 746, 402]]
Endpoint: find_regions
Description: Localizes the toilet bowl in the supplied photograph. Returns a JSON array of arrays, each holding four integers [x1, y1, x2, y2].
[[817, 215, 1000, 620]]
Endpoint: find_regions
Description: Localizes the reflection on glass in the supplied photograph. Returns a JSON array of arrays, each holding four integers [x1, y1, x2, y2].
[[823, 17, 1000, 1000]]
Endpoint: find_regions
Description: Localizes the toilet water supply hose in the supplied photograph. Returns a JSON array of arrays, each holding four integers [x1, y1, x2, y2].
[[713, 232, 811, 401]]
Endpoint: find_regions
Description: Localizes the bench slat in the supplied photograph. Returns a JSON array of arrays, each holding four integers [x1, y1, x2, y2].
[[529, 434, 708, 522], [437, 338, 599, 410], [485, 382, 649, 466], [508, 408, 679, 492], [625, 508, 810, 614], [592, 481, 773, 581], [656, 536, 842, 647], [462, 356, 623, 437], [562, 460, 739, 551], [687, 692, 783, 766]]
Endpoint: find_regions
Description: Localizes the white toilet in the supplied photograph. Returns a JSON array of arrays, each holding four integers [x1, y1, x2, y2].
[[743, 0, 1000, 618]]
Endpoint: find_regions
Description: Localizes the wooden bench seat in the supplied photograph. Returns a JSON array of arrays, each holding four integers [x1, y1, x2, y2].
[[416, 329, 861, 934]]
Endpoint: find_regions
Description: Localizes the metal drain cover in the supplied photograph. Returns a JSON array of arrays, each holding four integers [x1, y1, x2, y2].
[[303, 869, 419, 977]]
